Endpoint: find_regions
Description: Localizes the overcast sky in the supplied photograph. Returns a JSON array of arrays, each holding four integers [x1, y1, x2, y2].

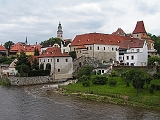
[[0, 0, 159, 44]]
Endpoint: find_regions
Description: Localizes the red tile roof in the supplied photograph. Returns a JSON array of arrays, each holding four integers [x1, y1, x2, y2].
[[10, 43, 41, 53], [119, 38, 145, 49], [38, 47, 70, 58], [76, 45, 87, 49], [71, 33, 131, 46], [112, 28, 126, 36], [133, 21, 146, 34], [0, 45, 7, 51]]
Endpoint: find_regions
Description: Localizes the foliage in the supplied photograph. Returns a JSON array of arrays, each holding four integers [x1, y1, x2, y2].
[[149, 87, 154, 94], [4, 41, 14, 52], [69, 51, 77, 60], [0, 78, 11, 86], [148, 56, 160, 65], [123, 68, 147, 93], [77, 65, 93, 78], [40, 63, 44, 70], [154, 36, 160, 55], [34, 48, 40, 56], [15, 50, 31, 74], [110, 70, 119, 77], [32, 58, 39, 70], [40, 37, 62, 47], [109, 79, 117, 86], [0, 57, 13, 64], [92, 75, 108, 85], [46, 63, 51, 70], [144, 74, 153, 89], [28, 70, 50, 77]]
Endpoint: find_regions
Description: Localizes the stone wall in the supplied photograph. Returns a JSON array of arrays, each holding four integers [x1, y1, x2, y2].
[[9, 76, 67, 86]]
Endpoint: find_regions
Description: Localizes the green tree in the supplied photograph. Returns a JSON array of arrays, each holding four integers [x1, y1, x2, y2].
[[4, 41, 14, 52], [77, 65, 93, 78], [144, 74, 153, 89], [40, 63, 44, 70], [46, 63, 51, 70], [34, 48, 40, 56], [32, 58, 39, 70], [148, 56, 160, 65], [124, 68, 146, 93], [40, 37, 62, 47], [69, 51, 77, 60], [15, 50, 31, 73], [154, 36, 160, 55]]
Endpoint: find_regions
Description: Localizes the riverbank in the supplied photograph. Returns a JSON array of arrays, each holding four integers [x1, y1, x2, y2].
[[60, 78, 160, 111]]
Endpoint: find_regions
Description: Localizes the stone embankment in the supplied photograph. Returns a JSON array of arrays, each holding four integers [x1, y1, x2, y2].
[[9, 76, 60, 86]]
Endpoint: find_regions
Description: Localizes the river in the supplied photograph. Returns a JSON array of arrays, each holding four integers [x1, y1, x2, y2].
[[0, 85, 160, 120]]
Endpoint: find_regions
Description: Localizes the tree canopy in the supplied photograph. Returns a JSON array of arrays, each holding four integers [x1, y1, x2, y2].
[[4, 41, 14, 51], [40, 37, 62, 47]]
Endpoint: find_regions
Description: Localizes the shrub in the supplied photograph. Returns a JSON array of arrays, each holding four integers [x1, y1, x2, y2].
[[109, 79, 117, 86], [149, 87, 154, 94], [155, 84, 160, 90], [82, 80, 90, 87], [151, 84, 156, 89], [92, 75, 107, 85], [28, 70, 50, 77], [78, 75, 90, 87]]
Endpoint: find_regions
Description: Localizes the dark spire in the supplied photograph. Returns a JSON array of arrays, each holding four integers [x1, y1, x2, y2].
[[25, 36, 28, 45]]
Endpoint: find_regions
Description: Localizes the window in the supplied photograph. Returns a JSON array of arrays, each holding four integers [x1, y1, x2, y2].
[[90, 46, 92, 50], [87, 47, 88, 50], [112, 48, 114, 51], [97, 46, 99, 50], [131, 56, 134, 60], [137, 49, 140, 52], [104, 47, 105, 50], [127, 56, 129, 60], [57, 59, 59, 62], [58, 69, 60, 72], [66, 59, 68, 62], [74, 48, 76, 51], [102, 70, 104, 73], [48, 59, 49, 62], [51, 59, 52, 62], [40, 59, 41, 62]]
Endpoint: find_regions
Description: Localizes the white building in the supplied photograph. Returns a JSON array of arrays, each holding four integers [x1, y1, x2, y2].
[[116, 38, 148, 66], [38, 46, 73, 80]]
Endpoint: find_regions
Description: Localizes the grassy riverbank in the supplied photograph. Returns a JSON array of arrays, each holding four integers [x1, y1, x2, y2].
[[62, 77, 160, 110]]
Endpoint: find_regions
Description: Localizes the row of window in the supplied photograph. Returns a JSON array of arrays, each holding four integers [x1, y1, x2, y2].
[[126, 55, 134, 60], [40, 58, 68, 63]]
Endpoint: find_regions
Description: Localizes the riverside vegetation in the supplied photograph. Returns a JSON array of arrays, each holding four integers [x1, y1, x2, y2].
[[62, 66, 160, 110]]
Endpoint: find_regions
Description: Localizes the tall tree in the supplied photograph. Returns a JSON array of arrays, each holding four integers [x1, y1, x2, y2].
[[34, 48, 40, 56], [32, 58, 39, 70], [4, 41, 14, 51]]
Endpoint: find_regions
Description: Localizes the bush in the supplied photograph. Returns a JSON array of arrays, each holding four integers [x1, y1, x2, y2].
[[109, 79, 117, 86], [28, 70, 50, 77], [155, 84, 160, 90], [149, 87, 154, 94], [151, 84, 156, 89], [82, 80, 90, 87], [92, 75, 107, 85]]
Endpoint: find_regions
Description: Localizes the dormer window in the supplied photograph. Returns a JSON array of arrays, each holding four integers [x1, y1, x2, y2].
[[78, 40, 80, 42], [109, 39, 112, 42], [87, 39, 89, 41]]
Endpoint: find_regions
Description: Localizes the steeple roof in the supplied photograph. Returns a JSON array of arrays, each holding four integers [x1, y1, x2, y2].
[[133, 21, 146, 34]]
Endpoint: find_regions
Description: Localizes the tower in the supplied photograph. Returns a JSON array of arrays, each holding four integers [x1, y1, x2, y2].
[[57, 22, 63, 39]]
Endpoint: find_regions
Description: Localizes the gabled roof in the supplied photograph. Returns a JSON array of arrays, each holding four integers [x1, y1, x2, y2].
[[133, 21, 146, 34], [119, 38, 145, 49], [0, 45, 7, 51], [112, 28, 126, 36], [39, 47, 70, 58], [71, 33, 131, 46]]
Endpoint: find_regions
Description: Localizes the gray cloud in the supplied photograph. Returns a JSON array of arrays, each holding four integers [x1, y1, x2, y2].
[[0, 0, 159, 44]]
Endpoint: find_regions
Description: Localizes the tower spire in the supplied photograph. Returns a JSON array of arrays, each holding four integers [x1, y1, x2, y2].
[[25, 36, 28, 45], [57, 22, 63, 39]]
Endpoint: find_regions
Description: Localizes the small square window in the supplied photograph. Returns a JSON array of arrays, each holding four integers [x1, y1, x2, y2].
[[131, 56, 134, 60], [66, 59, 68, 62], [48, 59, 49, 62], [57, 59, 59, 62], [97, 46, 99, 50], [58, 69, 60, 72], [104, 47, 105, 50], [127, 56, 129, 60]]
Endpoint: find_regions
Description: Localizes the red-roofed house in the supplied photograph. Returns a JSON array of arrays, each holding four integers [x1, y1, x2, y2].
[[38, 46, 73, 80], [0, 45, 8, 56], [10, 42, 41, 56], [71, 33, 131, 63], [116, 38, 148, 66]]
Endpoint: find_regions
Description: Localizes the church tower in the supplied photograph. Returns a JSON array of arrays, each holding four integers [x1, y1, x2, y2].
[[57, 22, 63, 39]]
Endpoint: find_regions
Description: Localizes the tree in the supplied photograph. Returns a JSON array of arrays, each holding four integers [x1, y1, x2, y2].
[[69, 51, 77, 60], [15, 50, 31, 73], [46, 63, 51, 70], [144, 74, 153, 89], [40, 37, 62, 47], [4, 41, 14, 51], [32, 58, 39, 70], [154, 36, 160, 55], [124, 68, 146, 93], [34, 48, 40, 56], [77, 65, 93, 78], [148, 56, 160, 65]]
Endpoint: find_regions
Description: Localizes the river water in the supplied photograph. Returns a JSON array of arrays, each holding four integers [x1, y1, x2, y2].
[[0, 85, 160, 120]]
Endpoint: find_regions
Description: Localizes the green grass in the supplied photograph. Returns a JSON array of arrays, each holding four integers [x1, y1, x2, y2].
[[62, 77, 160, 110]]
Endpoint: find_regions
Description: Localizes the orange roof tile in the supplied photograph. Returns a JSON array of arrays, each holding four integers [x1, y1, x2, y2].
[[71, 33, 131, 46], [119, 38, 145, 49], [76, 45, 87, 49], [112, 28, 126, 36], [39, 47, 70, 58], [133, 21, 146, 34], [0, 45, 7, 51]]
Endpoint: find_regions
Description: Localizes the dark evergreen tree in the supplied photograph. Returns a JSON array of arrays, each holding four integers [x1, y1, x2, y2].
[[32, 58, 39, 70]]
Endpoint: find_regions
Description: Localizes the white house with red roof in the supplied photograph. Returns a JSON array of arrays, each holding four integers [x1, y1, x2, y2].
[[71, 33, 131, 63], [0, 44, 8, 56], [116, 38, 148, 66], [38, 46, 73, 80]]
